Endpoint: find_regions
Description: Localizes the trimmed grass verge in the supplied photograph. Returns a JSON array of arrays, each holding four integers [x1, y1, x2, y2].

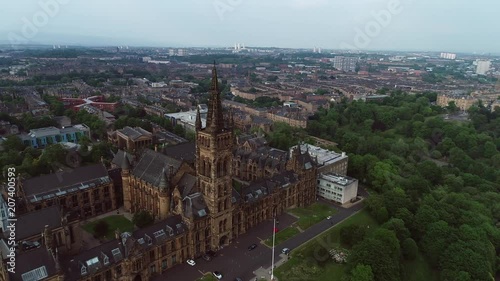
[[264, 227, 300, 247], [288, 203, 337, 230]]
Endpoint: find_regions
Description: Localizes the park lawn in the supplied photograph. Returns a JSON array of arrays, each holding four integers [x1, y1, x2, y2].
[[288, 203, 337, 230], [196, 274, 217, 281], [276, 209, 437, 281], [402, 252, 439, 281], [264, 226, 300, 247], [82, 215, 135, 240], [275, 209, 378, 281]]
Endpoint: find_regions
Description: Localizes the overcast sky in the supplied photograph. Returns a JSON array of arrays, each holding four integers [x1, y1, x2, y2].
[[0, 0, 498, 53]]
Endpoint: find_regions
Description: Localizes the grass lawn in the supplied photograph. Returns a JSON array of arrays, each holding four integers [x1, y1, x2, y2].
[[196, 274, 217, 281], [264, 226, 300, 247], [275, 209, 437, 281], [288, 203, 337, 230], [402, 252, 439, 281], [82, 215, 135, 240]]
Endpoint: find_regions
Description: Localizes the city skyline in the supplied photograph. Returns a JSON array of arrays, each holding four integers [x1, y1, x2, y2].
[[1, 0, 499, 54]]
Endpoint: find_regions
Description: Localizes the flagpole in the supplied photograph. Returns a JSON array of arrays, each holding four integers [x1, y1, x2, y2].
[[271, 215, 276, 280]]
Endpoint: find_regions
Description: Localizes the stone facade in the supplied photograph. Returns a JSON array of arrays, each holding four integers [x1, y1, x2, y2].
[[17, 164, 117, 219], [12, 65, 319, 281]]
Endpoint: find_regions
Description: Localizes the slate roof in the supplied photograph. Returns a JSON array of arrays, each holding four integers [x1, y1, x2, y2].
[[62, 215, 186, 281], [9, 247, 58, 281], [183, 193, 209, 219], [240, 171, 298, 203], [132, 149, 181, 187], [22, 164, 110, 198], [162, 142, 196, 164], [13, 206, 62, 240], [178, 173, 198, 198], [111, 150, 134, 168], [155, 131, 188, 145], [118, 126, 152, 140]]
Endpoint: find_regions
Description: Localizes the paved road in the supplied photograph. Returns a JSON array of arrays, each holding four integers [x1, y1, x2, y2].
[[155, 199, 364, 281]]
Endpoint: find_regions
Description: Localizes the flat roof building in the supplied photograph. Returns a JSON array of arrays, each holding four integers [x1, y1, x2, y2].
[[317, 173, 358, 204], [290, 143, 348, 175]]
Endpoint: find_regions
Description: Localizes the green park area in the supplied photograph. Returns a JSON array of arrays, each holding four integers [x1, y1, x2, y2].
[[264, 227, 300, 247], [288, 203, 337, 230], [264, 203, 336, 247], [274, 210, 437, 281], [82, 215, 135, 240]]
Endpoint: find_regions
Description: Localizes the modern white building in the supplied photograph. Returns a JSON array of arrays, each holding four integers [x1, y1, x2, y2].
[[440, 53, 457, 60], [164, 104, 208, 132], [475, 60, 491, 75], [332, 56, 358, 72], [317, 173, 358, 204], [289, 143, 348, 175]]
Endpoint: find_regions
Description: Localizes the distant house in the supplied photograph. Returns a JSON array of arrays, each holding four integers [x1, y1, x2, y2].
[[108, 126, 153, 151]]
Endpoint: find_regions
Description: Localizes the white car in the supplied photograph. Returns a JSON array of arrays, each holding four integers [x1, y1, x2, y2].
[[213, 271, 223, 279], [326, 216, 331, 220], [186, 259, 196, 266]]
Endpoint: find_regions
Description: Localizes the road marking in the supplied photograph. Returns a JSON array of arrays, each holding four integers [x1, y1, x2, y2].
[[198, 270, 205, 275]]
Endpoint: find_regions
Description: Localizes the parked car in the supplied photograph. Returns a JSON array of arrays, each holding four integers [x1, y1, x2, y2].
[[186, 259, 196, 266], [282, 248, 291, 255], [326, 216, 331, 220], [202, 255, 212, 261], [248, 243, 257, 251], [213, 271, 223, 280]]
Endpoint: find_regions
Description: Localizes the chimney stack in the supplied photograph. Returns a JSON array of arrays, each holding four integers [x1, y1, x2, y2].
[[169, 165, 174, 177]]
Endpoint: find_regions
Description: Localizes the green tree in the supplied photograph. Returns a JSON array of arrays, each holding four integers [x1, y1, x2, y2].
[[2, 135, 26, 151], [349, 229, 400, 281], [401, 238, 418, 260], [374, 207, 389, 224], [340, 224, 368, 247], [447, 101, 459, 113], [133, 211, 154, 228], [93, 220, 109, 238], [350, 264, 374, 281], [382, 218, 410, 243]]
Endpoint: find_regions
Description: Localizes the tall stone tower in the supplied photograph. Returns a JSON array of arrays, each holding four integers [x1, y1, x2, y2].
[[196, 63, 234, 249], [121, 153, 132, 212]]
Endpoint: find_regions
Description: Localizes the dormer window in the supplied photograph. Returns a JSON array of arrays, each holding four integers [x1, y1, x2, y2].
[[145, 234, 152, 245], [81, 265, 87, 275], [103, 254, 109, 265], [166, 226, 173, 236]]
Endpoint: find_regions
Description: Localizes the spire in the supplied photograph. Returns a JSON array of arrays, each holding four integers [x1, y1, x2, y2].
[[195, 105, 202, 131], [210, 61, 219, 93], [206, 61, 225, 132], [121, 152, 131, 170], [159, 168, 168, 191]]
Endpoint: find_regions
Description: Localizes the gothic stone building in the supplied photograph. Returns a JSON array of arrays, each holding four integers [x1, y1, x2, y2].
[[122, 63, 317, 251], [54, 65, 318, 281], [16, 164, 117, 219]]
